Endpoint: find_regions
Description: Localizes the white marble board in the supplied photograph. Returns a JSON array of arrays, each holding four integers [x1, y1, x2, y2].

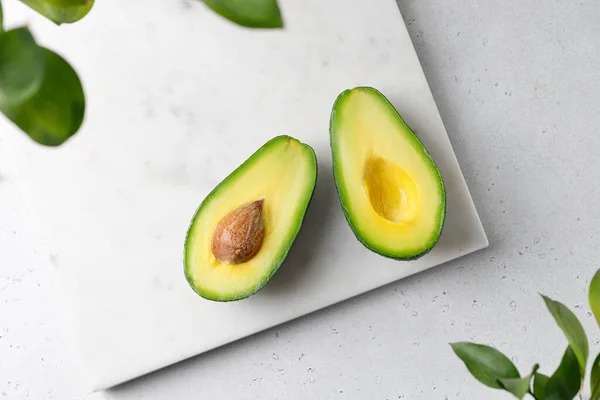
[[1, 0, 488, 391]]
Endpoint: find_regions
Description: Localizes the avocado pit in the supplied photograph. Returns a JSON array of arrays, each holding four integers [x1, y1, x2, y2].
[[211, 199, 265, 264]]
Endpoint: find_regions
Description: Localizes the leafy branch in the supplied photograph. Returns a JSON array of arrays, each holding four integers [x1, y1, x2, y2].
[[0, 0, 282, 146], [0, 0, 90, 146], [452, 269, 600, 399]]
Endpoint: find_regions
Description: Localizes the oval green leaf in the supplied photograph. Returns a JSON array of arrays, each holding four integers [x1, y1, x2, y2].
[[591, 353, 600, 400], [534, 372, 550, 400], [589, 269, 600, 328], [0, 28, 45, 106], [545, 346, 581, 400], [497, 364, 539, 400], [19, 0, 94, 25], [0, 47, 85, 146], [201, 0, 283, 28], [541, 295, 588, 375], [450, 342, 520, 389]]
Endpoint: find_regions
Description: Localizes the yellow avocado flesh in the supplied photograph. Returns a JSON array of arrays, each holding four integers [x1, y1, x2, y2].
[[331, 87, 445, 259], [185, 136, 317, 301]]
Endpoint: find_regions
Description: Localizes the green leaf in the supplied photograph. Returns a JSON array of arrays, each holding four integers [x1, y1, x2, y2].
[[201, 0, 283, 28], [589, 269, 600, 328], [542, 295, 588, 375], [19, 0, 94, 25], [545, 346, 581, 400], [0, 28, 46, 105], [0, 47, 85, 146], [450, 342, 520, 389], [0, 0, 4, 33], [534, 372, 550, 400], [591, 353, 600, 400], [497, 364, 539, 399]]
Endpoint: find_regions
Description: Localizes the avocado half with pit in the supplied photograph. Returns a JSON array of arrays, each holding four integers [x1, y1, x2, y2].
[[184, 136, 317, 301], [330, 87, 446, 260]]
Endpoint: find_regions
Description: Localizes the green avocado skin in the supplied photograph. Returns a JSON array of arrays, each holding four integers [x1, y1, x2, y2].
[[329, 87, 446, 260], [184, 135, 318, 302]]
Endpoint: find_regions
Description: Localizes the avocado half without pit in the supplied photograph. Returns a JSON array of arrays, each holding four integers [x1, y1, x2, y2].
[[184, 135, 317, 301], [330, 87, 446, 260]]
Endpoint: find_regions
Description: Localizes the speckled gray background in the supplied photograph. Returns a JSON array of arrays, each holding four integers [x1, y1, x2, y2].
[[1, 0, 599, 399]]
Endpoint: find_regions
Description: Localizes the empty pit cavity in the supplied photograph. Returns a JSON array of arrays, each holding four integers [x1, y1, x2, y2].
[[363, 156, 419, 223]]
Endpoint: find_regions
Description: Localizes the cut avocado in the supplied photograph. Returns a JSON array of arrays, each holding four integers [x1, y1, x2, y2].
[[184, 135, 317, 301], [330, 87, 446, 260]]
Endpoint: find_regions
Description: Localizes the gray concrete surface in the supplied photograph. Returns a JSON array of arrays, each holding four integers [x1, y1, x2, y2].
[[1, 0, 599, 398]]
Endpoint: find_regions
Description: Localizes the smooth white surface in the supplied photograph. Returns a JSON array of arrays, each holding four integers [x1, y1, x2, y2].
[[3, 0, 600, 399], [1, 0, 488, 392]]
